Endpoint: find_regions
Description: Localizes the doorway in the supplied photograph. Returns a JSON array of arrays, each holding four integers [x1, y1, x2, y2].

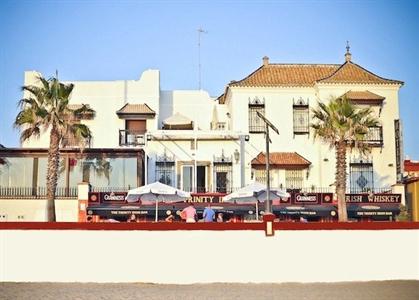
[[197, 166, 206, 193]]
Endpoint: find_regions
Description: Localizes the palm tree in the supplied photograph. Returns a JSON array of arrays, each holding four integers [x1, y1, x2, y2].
[[311, 96, 379, 222], [14, 73, 94, 221]]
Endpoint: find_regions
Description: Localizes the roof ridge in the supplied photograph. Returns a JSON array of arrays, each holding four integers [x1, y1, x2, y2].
[[268, 63, 340, 67], [316, 61, 403, 85]]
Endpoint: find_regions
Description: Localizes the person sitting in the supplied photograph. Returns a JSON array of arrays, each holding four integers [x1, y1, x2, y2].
[[216, 212, 224, 222], [181, 203, 197, 223], [165, 210, 175, 222], [127, 214, 138, 223]]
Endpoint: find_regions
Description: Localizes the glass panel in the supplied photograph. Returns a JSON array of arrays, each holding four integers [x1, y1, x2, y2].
[[0, 157, 33, 187], [156, 162, 175, 187], [182, 166, 193, 192], [37, 157, 66, 188], [69, 156, 137, 189], [350, 163, 374, 193]]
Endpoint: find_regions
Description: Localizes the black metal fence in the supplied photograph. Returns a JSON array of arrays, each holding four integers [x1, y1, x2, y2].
[[0, 187, 78, 199], [0, 185, 395, 199]]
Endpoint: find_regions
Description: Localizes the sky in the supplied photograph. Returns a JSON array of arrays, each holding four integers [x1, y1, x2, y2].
[[0, 0, 418, 158]]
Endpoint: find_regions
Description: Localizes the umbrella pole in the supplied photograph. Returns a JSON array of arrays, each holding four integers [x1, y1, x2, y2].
[[256, 202, 259, 221], [155, 200, 158, 222]]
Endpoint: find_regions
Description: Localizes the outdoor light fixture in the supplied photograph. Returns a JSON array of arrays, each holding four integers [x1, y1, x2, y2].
[[146, 134, 152, 141], [234, 149, 240, 163]]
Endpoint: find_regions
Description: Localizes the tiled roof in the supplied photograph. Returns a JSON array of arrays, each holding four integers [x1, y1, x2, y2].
[[229, 64, 340, 88], [343, 90, 385, 101], [218, 59, 403, 104], [317, 62, 403, 85], [251, 152, 311, 168], [116, 103, 156, 115], [404, 160, 419, 172]]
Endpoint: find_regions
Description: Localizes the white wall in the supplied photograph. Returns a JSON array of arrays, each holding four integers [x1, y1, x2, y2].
[[0, 199, 79, 222], [1, 229, 417, 283], [226, 83, 401, 190], [22, 70, 160, 148], [159, 90, 214, 130]]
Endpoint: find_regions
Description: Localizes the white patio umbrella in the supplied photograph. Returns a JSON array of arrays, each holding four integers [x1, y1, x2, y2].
[[223, 182, 290, 220], [126, 181, 190, 222]]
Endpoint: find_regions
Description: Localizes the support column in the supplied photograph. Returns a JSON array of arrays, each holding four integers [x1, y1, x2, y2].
[[78, 182, 90, 222]]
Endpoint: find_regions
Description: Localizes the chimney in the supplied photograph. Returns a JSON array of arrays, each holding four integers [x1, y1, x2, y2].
[[345, 41, 352, 62], [262, 56, 269, 66]]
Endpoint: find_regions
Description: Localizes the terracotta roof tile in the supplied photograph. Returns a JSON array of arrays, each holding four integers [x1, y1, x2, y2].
[[117, 103, 156, 115], [343, 90, 385, 101], [251, 152, 311, 168], [230, 64, 339, 88], [218, 60, 403, 104], [317, 62, 403, 85]]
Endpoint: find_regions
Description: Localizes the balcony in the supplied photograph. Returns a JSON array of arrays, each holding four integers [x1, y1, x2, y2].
[[119, 130, 145, 146], [364, 126, 383, 146]]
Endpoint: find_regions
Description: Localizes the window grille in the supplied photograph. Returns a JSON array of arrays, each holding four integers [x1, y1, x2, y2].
[[349, 161, 374, 193], [285, 169, 304, 189], [248, 97, 265, 133], [155, 154, 175, 187], [293, 98, 309, 135], [254, 169, 273, 185], [213, 162, 232, 193]]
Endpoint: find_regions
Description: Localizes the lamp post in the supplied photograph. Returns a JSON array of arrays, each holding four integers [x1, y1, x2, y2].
[[256, 112, 279, 214]]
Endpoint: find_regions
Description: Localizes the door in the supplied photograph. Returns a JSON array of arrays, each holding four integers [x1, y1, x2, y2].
[[197, 166, 206, 193], [216, 172, 227, 193], [182, 165, 193, 192]]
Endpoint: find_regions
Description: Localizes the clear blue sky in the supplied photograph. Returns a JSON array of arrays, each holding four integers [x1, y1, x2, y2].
[[1, 0, 418, 158]]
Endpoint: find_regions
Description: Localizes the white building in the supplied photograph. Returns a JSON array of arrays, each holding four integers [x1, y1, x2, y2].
[[1, 48, 404, 198]]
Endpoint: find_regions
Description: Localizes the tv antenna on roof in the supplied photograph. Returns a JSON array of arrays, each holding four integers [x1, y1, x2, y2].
[[198, 27, 208, 90]]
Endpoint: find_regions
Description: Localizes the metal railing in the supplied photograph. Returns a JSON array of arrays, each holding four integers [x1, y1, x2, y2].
[[364, 126, 383, 146], [0, 186, 78, 199], [119, 130, 146, 146]]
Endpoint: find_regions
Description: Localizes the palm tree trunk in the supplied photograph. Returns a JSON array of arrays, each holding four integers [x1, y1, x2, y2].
[[336, 141, 348, 222], [46, 126, 60, 221]]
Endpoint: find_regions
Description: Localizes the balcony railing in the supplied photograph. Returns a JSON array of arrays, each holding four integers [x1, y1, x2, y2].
[[119, 130, 146, 146], [0, 187, 78, 199], [364, 126, 383, 146]]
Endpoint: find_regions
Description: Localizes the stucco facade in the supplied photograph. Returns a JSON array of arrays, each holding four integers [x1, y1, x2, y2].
[[2, 50, 404, 197]]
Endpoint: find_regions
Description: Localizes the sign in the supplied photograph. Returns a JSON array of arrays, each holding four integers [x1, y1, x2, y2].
[[291, 193, 333, 205], [394, 119, 403, 182], [294, 193, 319, 204], [345, 193, 401, 204], [88, 192, 127, 203], [190, 193, 226, 203]]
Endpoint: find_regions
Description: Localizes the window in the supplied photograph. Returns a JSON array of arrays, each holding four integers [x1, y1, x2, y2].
[[155, 154, 175, 187], [364, 126, 383, 146], [182, 165, 193, 192], [350, 161, 374, 193], [293, 97, 309, 135], [248, 97, 265, 133], [213, 162, 232, 193], [254, 169, 273, 185], [156, 162, 175, 186], [285, 169, 304, 189]]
